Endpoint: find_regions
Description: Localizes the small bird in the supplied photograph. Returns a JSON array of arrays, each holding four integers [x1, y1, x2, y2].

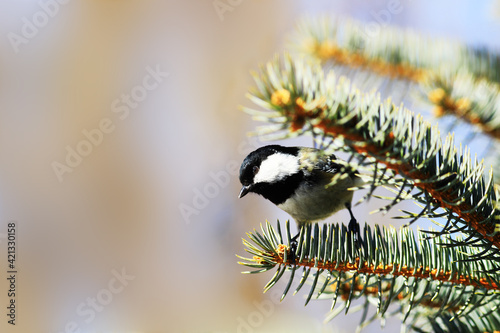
[[238, 145, 363, 243]]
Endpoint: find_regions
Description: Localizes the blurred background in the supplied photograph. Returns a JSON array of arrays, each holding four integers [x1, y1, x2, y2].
[[0, 1, 499, 332]]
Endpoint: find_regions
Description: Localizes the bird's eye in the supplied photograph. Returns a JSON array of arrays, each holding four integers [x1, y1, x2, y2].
[[252, 166, 259, 175]]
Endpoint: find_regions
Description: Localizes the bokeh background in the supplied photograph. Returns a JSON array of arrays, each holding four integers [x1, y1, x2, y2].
[[0, 1, 500, 332]]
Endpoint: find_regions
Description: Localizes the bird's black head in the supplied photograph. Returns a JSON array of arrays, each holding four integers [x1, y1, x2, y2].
[[238, 145, 302, 204]]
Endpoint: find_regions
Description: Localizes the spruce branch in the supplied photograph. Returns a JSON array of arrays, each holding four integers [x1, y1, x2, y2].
[[290, 16, 500, 84], [425, 71, 500, 140], [238, 221, 500, 331], [289, 16, 500, 142], [243, 54, 500, 256], [289, 16, 437, 82]]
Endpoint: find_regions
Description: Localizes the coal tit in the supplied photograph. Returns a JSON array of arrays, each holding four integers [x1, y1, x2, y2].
[[239, 145, 363, 242]]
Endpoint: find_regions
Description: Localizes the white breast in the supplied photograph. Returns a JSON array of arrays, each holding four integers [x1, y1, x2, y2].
[[278, 178, 355, 225]]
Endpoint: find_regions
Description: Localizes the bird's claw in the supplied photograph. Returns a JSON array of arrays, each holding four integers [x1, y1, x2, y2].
[[289, 233, 300, 264], [348, 218, 364, 247]]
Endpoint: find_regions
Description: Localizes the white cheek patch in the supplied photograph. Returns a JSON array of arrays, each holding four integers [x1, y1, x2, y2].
[[254, 153, 300, 184]]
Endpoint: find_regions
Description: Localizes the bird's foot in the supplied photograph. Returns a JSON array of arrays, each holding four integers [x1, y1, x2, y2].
[[348, 218, 364, 247], [289, 232, 300, 264]]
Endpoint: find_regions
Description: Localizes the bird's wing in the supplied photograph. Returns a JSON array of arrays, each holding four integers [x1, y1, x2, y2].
[[298, 149, 340, 176], [300, 148, 360, 183], [316, 153, 342, 174]]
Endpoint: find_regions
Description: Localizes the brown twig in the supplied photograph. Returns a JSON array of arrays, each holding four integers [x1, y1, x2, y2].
[[315, 121, 500, 249], [270, 253, 500, 291]]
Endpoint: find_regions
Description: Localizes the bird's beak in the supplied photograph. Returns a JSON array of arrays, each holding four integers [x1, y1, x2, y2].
[[238, 185, 251, 198]]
